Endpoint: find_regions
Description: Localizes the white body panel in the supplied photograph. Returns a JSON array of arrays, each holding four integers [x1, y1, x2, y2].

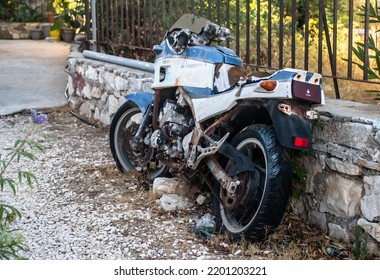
[[191, 82, 292, 122], [151, 57, 215, 90], [191, 89, 239, 122]]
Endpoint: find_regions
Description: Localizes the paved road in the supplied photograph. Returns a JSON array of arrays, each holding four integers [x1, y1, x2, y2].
[[0, 40, 70, 115]]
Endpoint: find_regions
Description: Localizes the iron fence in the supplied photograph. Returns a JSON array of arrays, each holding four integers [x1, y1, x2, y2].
[[86, 0, 380, 99]]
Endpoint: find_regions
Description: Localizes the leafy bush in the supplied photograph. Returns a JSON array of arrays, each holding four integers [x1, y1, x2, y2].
[[51, 0, 85, 32], [352, 2, 380, 100], [0, 0, 43, 22]]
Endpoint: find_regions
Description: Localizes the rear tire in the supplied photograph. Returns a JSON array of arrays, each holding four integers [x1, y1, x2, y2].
[[214, 124, 291, 241], [109, 102, 167, 180]]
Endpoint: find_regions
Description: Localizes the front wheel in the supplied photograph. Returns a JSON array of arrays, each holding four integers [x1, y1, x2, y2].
[[109, 102, 167, 180], [214, 124, 291, 241]]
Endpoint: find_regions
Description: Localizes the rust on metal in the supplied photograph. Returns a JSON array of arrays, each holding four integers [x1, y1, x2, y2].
[[152, 90, 161, 130]]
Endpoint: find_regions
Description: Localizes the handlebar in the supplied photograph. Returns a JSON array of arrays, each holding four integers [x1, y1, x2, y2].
[[171, 22, 234, 53]]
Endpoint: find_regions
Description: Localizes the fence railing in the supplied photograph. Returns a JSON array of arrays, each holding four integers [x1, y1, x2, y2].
[[87, 0, 380, 99]]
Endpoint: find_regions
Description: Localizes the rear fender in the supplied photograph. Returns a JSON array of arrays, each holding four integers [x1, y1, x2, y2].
[[262, 100, 313, 152]]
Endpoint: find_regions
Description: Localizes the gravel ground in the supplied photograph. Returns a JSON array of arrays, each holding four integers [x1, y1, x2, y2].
[[0, 108, 354, 260], [0, 108, 238, 260]]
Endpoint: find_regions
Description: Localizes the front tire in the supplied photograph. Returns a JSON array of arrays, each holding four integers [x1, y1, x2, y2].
[[214, 124, 291, 241], [109, 102, 167, 180]]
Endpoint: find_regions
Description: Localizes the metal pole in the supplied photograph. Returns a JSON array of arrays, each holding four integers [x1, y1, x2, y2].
[[82, 50, 155, 73], [321, 0, 340, 99], [91, 0, 97, 51]]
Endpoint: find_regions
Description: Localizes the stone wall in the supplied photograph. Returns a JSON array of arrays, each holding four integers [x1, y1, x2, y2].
[[293, 100, 380, 254], [66, 52, 380, 254], [66, 50, 154, 125]]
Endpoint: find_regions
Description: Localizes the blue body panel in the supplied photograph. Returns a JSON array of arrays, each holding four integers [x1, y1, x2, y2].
[[184, 46, 224, 64], [216, 46, 243, 67], [184, 46, 242, 67], [269, 70, 297, 81], [124, 92, 153, 114], [183, 86, 214, 96], [155, 40, 243, 67]]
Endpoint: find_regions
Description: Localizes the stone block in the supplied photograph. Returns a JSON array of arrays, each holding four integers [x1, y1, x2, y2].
[[128, 78, 140, 92], [86, 65, 98, 81], [90, 87, 102, 99], [103, 72, 116, 91], [313, 142, 362, 161], [101, 92, 108, 104], [325, 157, 361, 175], [108, 95, 119, 116], [319, 173, 362, 218], [196, 194, 208, 205], [152, 177, 197, 199], [158, 194, 193, 211], [375, 130, 380, 145], [314, 120, 373, 151], [94, 107, 100, 121], [369, 148, 380, 163], [76, 65, 85, 75], [67, 75, 75, 96], [100, 110, 111, 125], [114, 91, 121, 98], [79, 101, 93, 118], [328, 223, 350, 242], [98, 68, 105, 84], [115, 76, 128, 91], [308, 210, 327, 232], [118, 98, 126, 108], [361, 176, 380, 222], [355, 158, 380, 172], [302, 155, 323, 193], [82, 85, 91, 99], [357, 218, 380, 243]]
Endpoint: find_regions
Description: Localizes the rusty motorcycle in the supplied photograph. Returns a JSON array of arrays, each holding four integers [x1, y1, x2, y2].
[[109, 14, 325, 241]]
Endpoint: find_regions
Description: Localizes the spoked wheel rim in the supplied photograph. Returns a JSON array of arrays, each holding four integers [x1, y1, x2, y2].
[[220, 138, 268, 233], [114, 107, 166, 178]]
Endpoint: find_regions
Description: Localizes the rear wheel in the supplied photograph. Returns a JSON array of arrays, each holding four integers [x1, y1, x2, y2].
[[214, 124, 291, 241], [109, 102, 167, 180]]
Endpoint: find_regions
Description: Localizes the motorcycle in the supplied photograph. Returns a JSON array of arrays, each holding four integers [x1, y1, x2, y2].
[[109, 14, 324, 241]]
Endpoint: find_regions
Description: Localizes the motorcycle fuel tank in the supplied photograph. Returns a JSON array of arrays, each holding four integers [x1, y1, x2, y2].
[[151, 45, 242, 93]]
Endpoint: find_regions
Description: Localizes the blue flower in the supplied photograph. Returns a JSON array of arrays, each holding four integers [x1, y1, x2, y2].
[[30, 109, 48, 125]]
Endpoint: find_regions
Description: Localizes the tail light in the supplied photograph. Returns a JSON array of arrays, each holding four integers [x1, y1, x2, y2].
[[293, 137, 309, 149]]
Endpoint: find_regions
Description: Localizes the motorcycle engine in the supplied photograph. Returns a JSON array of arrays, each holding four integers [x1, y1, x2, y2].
[[150, 99, 193, 159]]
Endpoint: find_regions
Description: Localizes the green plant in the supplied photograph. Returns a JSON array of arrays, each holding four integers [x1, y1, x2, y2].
[[51, 0, 84, 32], [352, 225, 369, 260], [291, 151, 308, 185], [0, 110, 47, 259], [0, 0, 43, 22], [351, 2, 380, 100]]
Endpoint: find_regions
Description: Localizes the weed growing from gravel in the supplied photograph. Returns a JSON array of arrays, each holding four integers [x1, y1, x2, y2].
[[0, 110, 47, 259]]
